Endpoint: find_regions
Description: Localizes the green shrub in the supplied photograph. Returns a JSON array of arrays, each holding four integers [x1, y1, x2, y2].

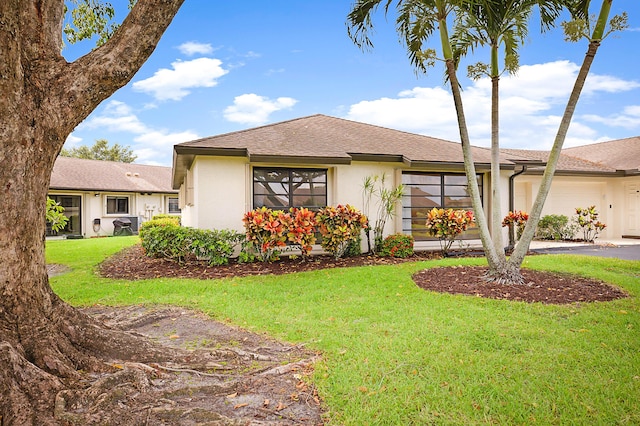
[[140, 222, 189, 262], [535, 214, 577, 240], [140, 222, 243, 266], [316, 204, 368, 259], [151, 214, 181, 225], [378, 233, 414, 258], [189, 228, 245, 265], [343, 234, 363, 257]]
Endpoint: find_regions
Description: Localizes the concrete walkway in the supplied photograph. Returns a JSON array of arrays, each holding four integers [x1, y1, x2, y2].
[[529, 238, 640, 261]]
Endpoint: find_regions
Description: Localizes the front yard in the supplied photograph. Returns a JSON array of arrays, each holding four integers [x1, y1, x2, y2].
[[47, 236, 640, 425]]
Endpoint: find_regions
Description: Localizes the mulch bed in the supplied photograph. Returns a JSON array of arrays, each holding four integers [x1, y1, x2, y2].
[[98, 245, 628, 305]]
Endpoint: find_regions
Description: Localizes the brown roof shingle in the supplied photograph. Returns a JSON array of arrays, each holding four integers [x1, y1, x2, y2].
[[563, 137, 640, 172], [173, 114, 520, 188], [51, 157, 176, 193], [501, 149, 617, 173]]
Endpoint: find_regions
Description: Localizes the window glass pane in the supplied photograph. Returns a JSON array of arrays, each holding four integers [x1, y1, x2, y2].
[[253, 168, 327, 209], [253, 181, 288, 196], [107, 196, 128, 215], [402, 174, 440, 185], [444, 175, 468, 185], [402, 172, 483, 240], [46, 195, 81, 236], [168, 197, 180, 213]]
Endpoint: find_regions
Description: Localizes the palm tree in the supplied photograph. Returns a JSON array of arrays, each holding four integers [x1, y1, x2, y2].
[[452, 1, 564, 262], [509, 1, 627, 269], [347, 0, 625, 284]]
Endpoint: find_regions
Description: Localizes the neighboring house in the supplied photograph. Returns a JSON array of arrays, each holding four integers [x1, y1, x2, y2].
[[48, 157, 180, 238], [172, 115, 639, 249], [505, 136, 640, 239]]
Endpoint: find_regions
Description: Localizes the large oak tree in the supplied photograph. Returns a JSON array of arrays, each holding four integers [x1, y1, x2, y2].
[[0, 1, 184, 422]]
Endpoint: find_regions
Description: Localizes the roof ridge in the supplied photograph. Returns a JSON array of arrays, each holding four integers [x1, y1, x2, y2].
[[177, 114, 327, 146], [57, 156, 171, 170]]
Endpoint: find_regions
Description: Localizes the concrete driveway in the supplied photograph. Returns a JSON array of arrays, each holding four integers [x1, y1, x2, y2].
[[530, 239, 640, 261]]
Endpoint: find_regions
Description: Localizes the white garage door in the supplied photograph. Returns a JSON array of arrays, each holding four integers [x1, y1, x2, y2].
[[542, 182, 605, 219]]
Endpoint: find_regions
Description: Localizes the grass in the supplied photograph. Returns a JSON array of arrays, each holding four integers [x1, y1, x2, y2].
[[47, 236, 640, 425]]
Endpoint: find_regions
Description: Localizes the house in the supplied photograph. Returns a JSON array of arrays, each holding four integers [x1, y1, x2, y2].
[[505, 136, 640, 239], [171, 115, 639, 250], [48, 157, 180, 238]]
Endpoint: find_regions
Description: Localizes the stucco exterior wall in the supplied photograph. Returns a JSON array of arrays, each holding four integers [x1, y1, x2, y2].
[[513, 175, 640, 239], [179, 157, 519, 252]]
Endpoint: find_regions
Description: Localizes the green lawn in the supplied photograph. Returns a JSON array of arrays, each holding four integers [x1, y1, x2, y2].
[[47, 236, 640, 425]]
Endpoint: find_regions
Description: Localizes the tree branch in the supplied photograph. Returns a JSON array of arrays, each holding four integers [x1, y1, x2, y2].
[[57, 0, 185, 126]]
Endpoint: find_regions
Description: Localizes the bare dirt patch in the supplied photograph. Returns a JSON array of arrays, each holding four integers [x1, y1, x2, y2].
[[67, 305, 324, 425]]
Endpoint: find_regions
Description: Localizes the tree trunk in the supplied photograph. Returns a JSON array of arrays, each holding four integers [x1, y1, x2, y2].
[[508, 39, 602, 271], [443, 58, 508, 275], [489, 73, 505, 256], [0, 1, 184, 421]]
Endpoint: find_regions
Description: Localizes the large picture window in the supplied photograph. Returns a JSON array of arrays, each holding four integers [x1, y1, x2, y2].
[[106, 196, 129, 215], [253, 168, 327, 210], [402, 172, 483, 241]]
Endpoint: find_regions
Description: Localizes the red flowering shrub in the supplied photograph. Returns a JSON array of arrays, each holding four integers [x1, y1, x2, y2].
[[243, 206, 319, 261], [501, 210, 529, 240], [242, 207, 292, 262], [575, 206, 606, 242], [425, 208, 475, 255], [316, 204, 368, 259], [378, 233, 414, 258], [287, 207, 317, 257]]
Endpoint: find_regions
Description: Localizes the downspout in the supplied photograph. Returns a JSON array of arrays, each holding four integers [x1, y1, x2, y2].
[[508, 165, 528, 250]]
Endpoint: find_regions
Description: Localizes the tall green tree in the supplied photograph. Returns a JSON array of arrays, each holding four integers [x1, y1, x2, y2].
[[0, 0, 184, 421], [348, 0, 626, 284], [61, 138, 137, 162]]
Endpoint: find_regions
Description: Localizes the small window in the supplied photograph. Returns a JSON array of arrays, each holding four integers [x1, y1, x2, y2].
[[106, 196, 129, 215], [168, 197, 181, 214]]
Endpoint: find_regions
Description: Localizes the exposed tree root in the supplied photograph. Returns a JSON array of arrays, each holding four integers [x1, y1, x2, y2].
[[1, 306, 323, 425]]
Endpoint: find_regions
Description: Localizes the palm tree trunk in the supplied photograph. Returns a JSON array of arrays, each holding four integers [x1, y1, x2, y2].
[[509, 40, 602, 268], [445, 60, 506, 272]]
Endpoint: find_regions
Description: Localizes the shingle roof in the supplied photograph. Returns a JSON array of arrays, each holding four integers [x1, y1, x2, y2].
[[173, 114, 521, 188], [563, 137, 640, 172], [50, 157, 176, 193], [501, 149, 617, 173], [172, 114, 639, 189]]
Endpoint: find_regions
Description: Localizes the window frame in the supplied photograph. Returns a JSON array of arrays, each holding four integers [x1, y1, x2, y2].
[[252, 167, 328, 210], [167, 196, 181, 214], [105, 195, 130, 216], [401, 172, 483, 241]]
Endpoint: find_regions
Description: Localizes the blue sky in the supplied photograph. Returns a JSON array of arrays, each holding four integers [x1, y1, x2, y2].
[[62, 1, 640, 166]]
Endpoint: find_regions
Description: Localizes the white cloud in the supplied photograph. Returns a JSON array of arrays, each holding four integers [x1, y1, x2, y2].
[[64, 134, 82, 147], [582, 105, 640, 129], [224, 94, 298, 125], [77, 100, 198, 165], [345, 61, 639, 150], [178, 41, 214, 56], [133, 58, 228, 101], [81, 100, 149, 134]]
